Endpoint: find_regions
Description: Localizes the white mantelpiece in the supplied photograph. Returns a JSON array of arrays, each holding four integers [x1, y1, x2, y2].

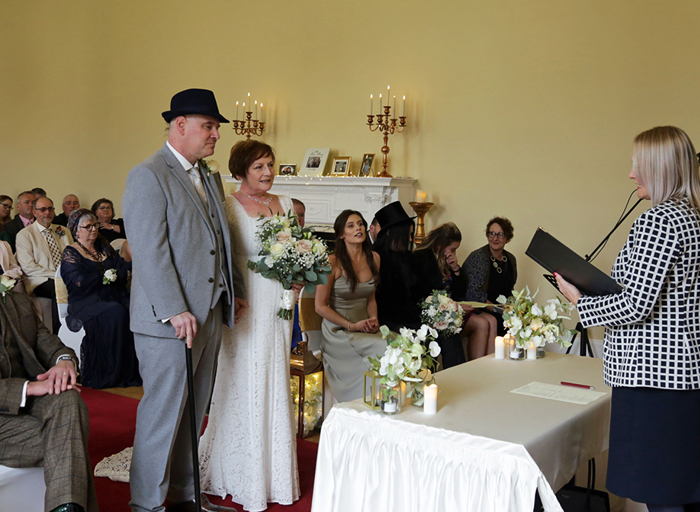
[[224, 175, 417, 226]]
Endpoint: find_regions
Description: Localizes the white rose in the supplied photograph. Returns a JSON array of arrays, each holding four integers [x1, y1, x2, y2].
[[544, 303, 558, 320], [531, 304, 543, 316], [438, 294, 450, 305], [529, 317, 544, 332], [270, 243, 285, 258]]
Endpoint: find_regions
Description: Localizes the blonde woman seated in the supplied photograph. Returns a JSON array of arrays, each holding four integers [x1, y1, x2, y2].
[[315, 209, 386, 402]]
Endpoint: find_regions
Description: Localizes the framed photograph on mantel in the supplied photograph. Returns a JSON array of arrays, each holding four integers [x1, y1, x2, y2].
[[331, 157, 351, 176], [300, 148, 331, 177], [278, 164, 297, 176], [359, 153, 375, 177]]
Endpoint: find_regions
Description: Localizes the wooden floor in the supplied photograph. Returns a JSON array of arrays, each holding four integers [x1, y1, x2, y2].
[[100, 386, 321, 443]]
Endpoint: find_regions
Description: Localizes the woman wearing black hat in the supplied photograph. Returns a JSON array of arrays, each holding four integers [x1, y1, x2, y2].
[[373, 201, 421, 332]]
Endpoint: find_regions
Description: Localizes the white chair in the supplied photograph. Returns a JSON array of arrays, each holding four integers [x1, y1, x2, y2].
[[0, 465, 45, 511], [54, 266, 85, 364], [110, 238, 127, 252]]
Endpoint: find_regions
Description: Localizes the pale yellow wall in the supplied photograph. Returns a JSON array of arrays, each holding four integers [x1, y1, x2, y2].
[[3, 0, 700, 329]]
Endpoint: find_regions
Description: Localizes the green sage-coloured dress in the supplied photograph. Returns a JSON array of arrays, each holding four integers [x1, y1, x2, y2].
[[321, 277, 388, 402]]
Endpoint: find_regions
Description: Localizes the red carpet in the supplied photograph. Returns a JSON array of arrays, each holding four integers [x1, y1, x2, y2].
[[82, 387, 318, 512]]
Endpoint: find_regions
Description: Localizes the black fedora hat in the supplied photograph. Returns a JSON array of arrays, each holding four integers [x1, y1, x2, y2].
[[162, 88, 230, 123], [375, 201, 416, 231]]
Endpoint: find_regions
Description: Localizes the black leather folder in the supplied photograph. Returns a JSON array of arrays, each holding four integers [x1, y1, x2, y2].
[[526, 228, 623, 296]]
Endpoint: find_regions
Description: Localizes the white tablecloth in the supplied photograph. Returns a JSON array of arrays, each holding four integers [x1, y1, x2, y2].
[[311, 353, 611, 512]]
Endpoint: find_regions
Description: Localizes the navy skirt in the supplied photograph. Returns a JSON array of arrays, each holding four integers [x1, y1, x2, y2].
[[607, 386, 700, 505]]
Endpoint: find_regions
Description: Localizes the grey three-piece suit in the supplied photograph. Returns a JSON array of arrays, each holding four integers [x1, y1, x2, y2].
[[123, 143, 244, 512]]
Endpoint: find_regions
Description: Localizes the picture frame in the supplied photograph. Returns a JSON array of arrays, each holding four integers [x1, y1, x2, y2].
[[359, 153, 375, 177], [331, 156, 351, 176], [300, 148, 331, 177], [278, 164, 297, 176]]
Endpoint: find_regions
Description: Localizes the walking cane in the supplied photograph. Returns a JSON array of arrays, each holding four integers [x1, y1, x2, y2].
[[185, 345, 203, 511]]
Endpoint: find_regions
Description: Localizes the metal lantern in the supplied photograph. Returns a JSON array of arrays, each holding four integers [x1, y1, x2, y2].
[[363, 370, 381, 410], [290, 335, 324, 438]]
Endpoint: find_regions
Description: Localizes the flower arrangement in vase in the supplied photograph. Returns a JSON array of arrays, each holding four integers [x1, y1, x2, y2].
[[496, 286, 577, 357], [369, 325, 441, 407]]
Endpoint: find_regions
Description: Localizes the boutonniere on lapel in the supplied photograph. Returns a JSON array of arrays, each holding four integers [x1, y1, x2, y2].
[[0, 275, 17, 303], [199, 159, 220, 176], [54, 226, 66, 238]]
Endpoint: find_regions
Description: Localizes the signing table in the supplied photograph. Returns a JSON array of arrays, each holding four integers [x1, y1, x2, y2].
[[310, 353, 611, 512]]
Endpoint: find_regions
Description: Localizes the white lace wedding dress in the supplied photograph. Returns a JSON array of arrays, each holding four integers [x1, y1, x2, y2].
[[199, 194, 299, 511]]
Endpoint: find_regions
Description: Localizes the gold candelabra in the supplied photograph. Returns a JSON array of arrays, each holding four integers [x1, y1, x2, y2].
[[409, 201, 434, 246], [233, 95, 265, 139], [367, 88, 406, 178]]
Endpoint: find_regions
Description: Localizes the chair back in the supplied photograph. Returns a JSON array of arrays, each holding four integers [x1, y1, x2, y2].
[[110, 238, 127, 252]]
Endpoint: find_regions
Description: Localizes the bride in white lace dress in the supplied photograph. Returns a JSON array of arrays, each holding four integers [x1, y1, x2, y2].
[[199, 140, 300, 511]]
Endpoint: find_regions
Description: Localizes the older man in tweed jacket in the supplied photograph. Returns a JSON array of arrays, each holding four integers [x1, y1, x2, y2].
[[0, 290, 97, 512]]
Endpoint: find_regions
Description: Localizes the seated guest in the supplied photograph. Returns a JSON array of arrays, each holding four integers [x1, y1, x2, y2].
[[16, 197, 73, 334], [4, 190, 36, 252], [292, 197, 306, 227], [54, 194, 81, 227], [0, 288, 97, 512], [0, 240, 26, 293], [0, 195, 12, 237], [369, 216, 380, 244], [61, 209, 141, 389], [91, 197, 126, 242], [413, 222, 469, 368], [31, 187, 47, 199], [374, 201, 420, 332], [462, 216, 516, 358], [315, 210, 385, 401]]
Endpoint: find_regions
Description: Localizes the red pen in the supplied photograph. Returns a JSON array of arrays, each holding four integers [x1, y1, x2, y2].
[[561, 381, 595, 390]]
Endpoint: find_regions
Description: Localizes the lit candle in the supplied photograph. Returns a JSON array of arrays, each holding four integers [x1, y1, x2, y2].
[[387, 85, 390, 100], [247, 92, 251, 111], [379, 93, 382, 111], [402, 95, 406, 116], [236, 101, 239, 121], [255, 100, 258, 119], [424, 383, 438, 414], [242, 102, 246, 113], [416, 189, 427, 202], [370, 94, 373, 115], [400, 381, 407, 407], [393, 95, 396, 113], [260, 103, 263, 122], [527, 343, 537, 360], [494, 336, 505, 359]]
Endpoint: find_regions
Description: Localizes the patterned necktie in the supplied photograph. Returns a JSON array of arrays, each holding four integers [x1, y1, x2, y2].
[[187, 165, 208, 206], [42, 227, 62, 268]]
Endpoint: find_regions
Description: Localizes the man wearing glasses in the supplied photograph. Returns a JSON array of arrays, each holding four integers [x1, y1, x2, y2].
[[16, 197, 74, 333]]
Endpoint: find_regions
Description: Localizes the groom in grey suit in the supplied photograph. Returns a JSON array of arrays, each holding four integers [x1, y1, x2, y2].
[[123, 89, 245, 512]]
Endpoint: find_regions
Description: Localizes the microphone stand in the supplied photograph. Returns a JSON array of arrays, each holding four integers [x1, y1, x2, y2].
[[565, 196, 642, 358]]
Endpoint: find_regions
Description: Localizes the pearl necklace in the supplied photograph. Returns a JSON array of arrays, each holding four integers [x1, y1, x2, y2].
[[245, 193, 272, 207]]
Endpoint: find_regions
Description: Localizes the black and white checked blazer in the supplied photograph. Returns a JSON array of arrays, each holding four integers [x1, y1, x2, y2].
[[577, 198, 700, 389]]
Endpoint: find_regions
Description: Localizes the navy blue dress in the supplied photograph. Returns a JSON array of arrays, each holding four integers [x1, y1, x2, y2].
[[61, 245, 141, 389]]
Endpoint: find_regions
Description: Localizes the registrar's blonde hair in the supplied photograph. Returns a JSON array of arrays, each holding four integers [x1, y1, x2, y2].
[[632, 126, 700, 209]]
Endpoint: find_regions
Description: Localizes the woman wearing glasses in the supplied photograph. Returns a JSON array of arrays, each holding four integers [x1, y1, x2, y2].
[[91, 197, 126, 243], [461, 217, 516, 359], [60, 208, 141, 389]]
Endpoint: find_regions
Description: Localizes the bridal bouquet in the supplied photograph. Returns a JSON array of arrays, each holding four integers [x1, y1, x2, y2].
[[496, 286, 576, 349], [420, 290, 465, 337], [248, 210, 331, 319], [369, 325, 441, 406]]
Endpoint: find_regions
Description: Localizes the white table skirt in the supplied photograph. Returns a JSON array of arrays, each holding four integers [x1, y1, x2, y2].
[[311, 353, 611, 512]]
